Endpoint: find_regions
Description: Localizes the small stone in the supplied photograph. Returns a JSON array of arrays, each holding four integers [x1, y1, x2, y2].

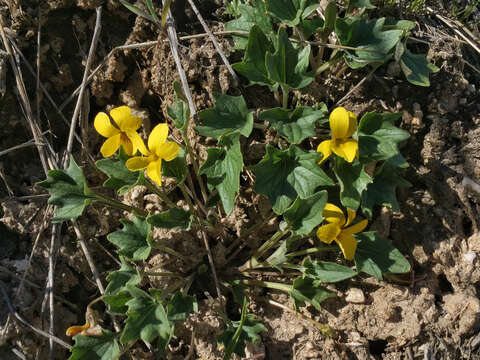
[[464, 251, 477, 265], [346, 288, 365, 304]]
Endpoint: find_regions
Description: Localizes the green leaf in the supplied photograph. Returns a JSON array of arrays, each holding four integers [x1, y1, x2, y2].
[[361, 162, 411, 217], [96, 150, 141, 195], [400, 48, 439, 86], [217, 311, 267, 358], [265, 27, 314, 90], [162, 149, 187, 185], [121, 287, 173, 349], [266, 0, 317, 26], [383, 19, 415, 31], [166, 98, 190, 130], [300, 18, 325, 39], [195, 93, 253, 140], [199, 134, 243, 215], [68, 330, 120, 360], [354, 231, 411, 280], [253, 145, 334, 214], [283, 191, 328, 236], [322, 1, 337, 34], [107, 216, 152, 261], [301, 258, 357, 283], [334, 158, 372, 210], [349, 0, 376, 10], [259, 105, 328, 144], [357, 111, 409, 164], [225, 0, 273, 49], [232, 25, 276, 89], [290, 277, 335, 310], [147, 207, 193, 230], [104, 258, 142, 314], [120, 0, 154, 22], [335, 17, 403, 67], [167, 292, 198, 322], [37, 155, 92, 223]]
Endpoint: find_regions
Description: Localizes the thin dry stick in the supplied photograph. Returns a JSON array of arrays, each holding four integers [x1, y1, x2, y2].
[[0, 139, 44, 157], [63, 6, 102, 166], [335, 66, 377, 106], [0, 280, 72, 350], [427, 6, 480, 55], [200, 230, 223, 303], [47, 225, 59, 360], [8, 39, 87, 151], [186, 0, 239, 84], [266, 298, 332, 335], [36, 7, 41, 122], [0, 15, 49, 175]]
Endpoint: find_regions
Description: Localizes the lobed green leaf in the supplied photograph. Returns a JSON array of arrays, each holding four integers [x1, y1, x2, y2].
[[290, 277, 335, 310], [334, 158, 373, 210], [195, 93, 253, 140], [107, 216, 152, 261], [400, 48, 439, 87], [37, 155, 92, 223], [259, 105, 328, 144], [354, 231, 411, 280], [147, 207, 193, 230], [301, 258, 357, 283], [68, 330, 120, 360], [253, 145, 334, 214], [283, 191, 328, 236]]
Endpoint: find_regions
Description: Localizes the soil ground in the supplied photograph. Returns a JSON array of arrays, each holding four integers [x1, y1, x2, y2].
[[0, 0, 480, 359]]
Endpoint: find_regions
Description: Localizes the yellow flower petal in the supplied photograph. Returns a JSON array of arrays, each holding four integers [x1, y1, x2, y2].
[[125, 130, 149, 155], [66, 321, 90, 337], [146, 160, 163, 186], [94, 112, 119, 138], [156, 142, 180, 161], [323, 203, 346, 226], [126, 156, 151, 172], [334, 139, 358, 163], [316, 222, 341, 244], [345, 208, 356, 227], [148, 124, 169, 154], [316, 140, 333, 165], [100, 133, 121, 157], [110, 106, 142, 131], [343, 219, 368, 236], [336, 232, 357, 260], [329, 107, 351, 139], [120, 135, 133, 156], [345, 111, 358, 138]]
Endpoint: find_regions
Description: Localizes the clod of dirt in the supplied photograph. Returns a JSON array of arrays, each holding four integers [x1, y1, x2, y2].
[[441, 293, 480, 339], [345, 288, 365, 304]]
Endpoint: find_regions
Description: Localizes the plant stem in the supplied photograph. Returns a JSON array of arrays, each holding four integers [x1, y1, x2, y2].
[[281, 84, 290, 109], [238, 228, 290, 271], [182, 132, 208, 203], [151, 243, 192, 263], [93, 192, 147, 217], [179, 183, 201, 220], [242, 279, 292, 293], [315, 51, 342, 76], [143, 179, 176, 208], [286, 245, 336, 258]]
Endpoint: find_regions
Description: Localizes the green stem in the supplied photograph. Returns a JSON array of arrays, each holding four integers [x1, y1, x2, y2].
[[182, 132, 208, 203], [151, 243, 191, 263], [179, 183, 201, 220], [93, 192, 147, 217], [315, 51, 342, 76], [281, 84, 290, 109], [238, 228, 290, 271], [242, 279, 292, 293], [143, 179, 176, 208], [286, 245, 336, 258]]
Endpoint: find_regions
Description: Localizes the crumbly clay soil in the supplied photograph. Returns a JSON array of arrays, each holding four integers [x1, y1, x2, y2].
[[0, 0, 480, 359]]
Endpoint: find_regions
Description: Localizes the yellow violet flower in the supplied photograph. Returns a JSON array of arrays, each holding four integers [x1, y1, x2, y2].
[[316, 203, 368, 260], [94, 105, 149, 157], [317, 107, 359, 164], [125, 123, 180, 186]]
